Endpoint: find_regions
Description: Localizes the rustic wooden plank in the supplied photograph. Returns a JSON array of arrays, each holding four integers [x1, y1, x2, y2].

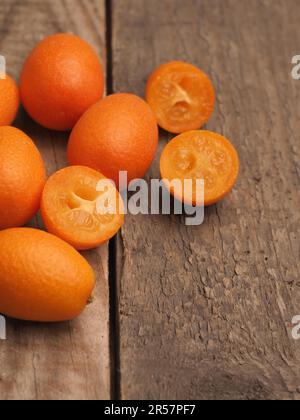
[[0, 0, 110, 400], [113, 0, 300, 400]]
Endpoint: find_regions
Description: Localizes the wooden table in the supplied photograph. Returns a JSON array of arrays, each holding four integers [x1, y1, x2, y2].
[[1, 0, 300, 400]]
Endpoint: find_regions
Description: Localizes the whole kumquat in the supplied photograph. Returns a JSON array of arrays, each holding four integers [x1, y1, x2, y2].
[[0, 126, 46, 230], [0, 228, 95, 322], [68, 93, 159, 187], [0, 75, 20, 126]]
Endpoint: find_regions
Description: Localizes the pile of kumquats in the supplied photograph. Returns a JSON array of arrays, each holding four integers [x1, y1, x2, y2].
[[0, 34, 239, 323]]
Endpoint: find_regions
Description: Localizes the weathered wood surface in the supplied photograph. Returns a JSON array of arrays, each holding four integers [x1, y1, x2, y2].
[[1, 0, 300, 401], [0, 0, 110, 400], [113, 0, 300, 399]]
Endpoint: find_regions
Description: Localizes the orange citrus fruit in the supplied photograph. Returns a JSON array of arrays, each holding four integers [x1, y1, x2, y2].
[[160, 131, 239, 206], [0, 75, 20, 126], [41, 166, 124, 250], [146, 61, 215, 134], [0, 228, 95, 322], [20, 33, 104, 131], [0, 126, 46, 229], [67, 93, 159, 187]]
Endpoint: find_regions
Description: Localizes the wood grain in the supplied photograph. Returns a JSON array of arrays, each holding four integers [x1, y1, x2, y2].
[[0, 0, 109, 400], [113, 0, 300, 400]]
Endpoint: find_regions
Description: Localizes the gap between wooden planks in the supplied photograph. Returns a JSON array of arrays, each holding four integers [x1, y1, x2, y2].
[[0, 0, 111, 400]]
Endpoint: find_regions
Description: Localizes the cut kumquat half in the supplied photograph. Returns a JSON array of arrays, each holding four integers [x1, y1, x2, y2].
[[146, 61, 215, 134], [160, 131, 240, 207], [41, 166, 124, 251]]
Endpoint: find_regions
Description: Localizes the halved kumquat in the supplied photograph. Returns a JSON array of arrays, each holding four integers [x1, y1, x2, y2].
[[160, 131, 239, 206], [68, 93, 158, 188], [41, 166, 124, 250], [146, 61, 215, 134]]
